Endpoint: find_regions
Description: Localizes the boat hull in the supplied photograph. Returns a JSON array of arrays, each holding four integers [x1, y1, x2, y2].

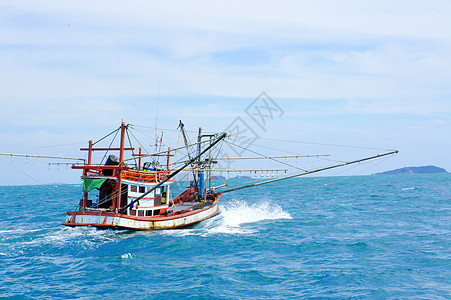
[[63, 200, 219, 230]]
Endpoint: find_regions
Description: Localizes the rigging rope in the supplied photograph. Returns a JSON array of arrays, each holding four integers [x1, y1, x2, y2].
[[280, 155, 393, 197], [127, 128, 156, 165], [252, 137, 395, 152], [126, 127, 138, 168], [92, 126, 121, 146], [215, 153, 392, 195], [99, 127, 120, 166], [225, 139, 309, 172]]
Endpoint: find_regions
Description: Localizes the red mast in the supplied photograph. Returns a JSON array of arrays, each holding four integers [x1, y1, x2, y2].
[[114, 122, 126, 211], [138, 147, 142, 171], [82, 140, 93, 209]]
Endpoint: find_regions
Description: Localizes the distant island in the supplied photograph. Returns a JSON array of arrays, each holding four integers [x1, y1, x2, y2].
[[375, 165, 448, 175]]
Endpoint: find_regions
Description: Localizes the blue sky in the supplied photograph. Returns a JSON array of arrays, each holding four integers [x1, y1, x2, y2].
[[0, 1, 450, 185]]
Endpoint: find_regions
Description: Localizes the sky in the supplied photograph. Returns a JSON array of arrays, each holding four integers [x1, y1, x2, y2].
[[0, 0, 450, 185]]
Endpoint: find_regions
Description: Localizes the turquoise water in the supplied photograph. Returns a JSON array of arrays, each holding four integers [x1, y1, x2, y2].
[[0, 174, 450, 299]]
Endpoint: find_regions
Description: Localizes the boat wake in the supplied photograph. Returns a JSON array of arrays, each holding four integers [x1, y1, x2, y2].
[[1, 201, 292, 252], [206, 200, 292, 235], [41, 227, 121, 247], [221, 200, 291, 226], [0, 227, 127, 256], [151, 200, 292, 237]]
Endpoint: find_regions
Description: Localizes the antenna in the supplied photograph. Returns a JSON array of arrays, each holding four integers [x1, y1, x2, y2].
[[154, 83, 160, 151]]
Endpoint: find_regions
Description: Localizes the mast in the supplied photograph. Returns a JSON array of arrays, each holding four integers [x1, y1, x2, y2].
[[72, 123, 134, 211], [197, 127, 202, 158], [166, 148, 171, 170], [138, 147, 142, 170], [83, 140, 93, 209], [197, 132, 217, 201], [115, 122, 126, 211], [197, 127, 204, 200], [207, 135, 213, 200], [121, 132, 227, 212], [179, 121, 200, 199]]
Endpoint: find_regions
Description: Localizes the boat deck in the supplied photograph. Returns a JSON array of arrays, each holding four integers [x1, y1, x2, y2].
[[168, 201, 215, 214]]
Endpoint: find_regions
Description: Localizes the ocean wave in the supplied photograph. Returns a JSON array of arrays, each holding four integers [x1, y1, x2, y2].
[[220, 200, 292, 226], [401, 187, 417, 191]]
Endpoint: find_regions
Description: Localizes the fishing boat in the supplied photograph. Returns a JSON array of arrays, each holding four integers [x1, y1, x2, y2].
[[58, 121, 398, 230], [62, 121, 228, 230], [0, 120, 398, 231]]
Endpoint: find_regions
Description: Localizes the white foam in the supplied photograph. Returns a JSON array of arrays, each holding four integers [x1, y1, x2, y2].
[[121, 253, 134, 259], [221, 200, 292, 227], [205, 200, 292, 235], [15, 227, 119, 250], [155, 229, 198, 237], [402, 187, 416, 191], [138, 200, 292, 237], [13, 201, 292, 240]]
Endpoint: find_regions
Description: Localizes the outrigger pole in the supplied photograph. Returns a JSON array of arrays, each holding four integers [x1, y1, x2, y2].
[[215, 154, 330, 160], [0, 153, 85, 162], [219, 150, 399, 194], [120, 132, 227, 212]]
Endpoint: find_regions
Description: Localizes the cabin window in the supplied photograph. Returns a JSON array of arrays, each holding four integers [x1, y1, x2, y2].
[[161, 186, 167, 205], [146, 210, 152, 216], [120, 184, 128, 208], [130, 186, 137, 192], [138, 210, 145, 216], [139, 186, 146, 193], [130, 209, 137, 216], [154, 209, 160, 216]]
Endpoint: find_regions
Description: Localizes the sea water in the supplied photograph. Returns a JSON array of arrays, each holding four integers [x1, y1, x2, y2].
[[0, 174, 450, 299]]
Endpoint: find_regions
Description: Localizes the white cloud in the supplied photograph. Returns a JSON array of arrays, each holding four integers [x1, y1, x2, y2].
[[2, 1, 451, 101], [432, 119, 446, 126]]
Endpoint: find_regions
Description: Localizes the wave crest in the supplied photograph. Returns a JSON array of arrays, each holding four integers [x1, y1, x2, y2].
[[221, 200, 292, 227], [203, 200, 292, 235]]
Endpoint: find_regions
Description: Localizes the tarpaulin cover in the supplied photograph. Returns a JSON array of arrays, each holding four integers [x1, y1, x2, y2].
[[82, 177, 108, 192]]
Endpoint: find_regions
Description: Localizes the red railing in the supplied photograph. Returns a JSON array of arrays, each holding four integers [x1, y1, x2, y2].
[[122, 169, 170, 183]]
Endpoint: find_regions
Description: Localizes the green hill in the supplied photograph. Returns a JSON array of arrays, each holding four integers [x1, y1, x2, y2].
[[375, 165, 448, 175]]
